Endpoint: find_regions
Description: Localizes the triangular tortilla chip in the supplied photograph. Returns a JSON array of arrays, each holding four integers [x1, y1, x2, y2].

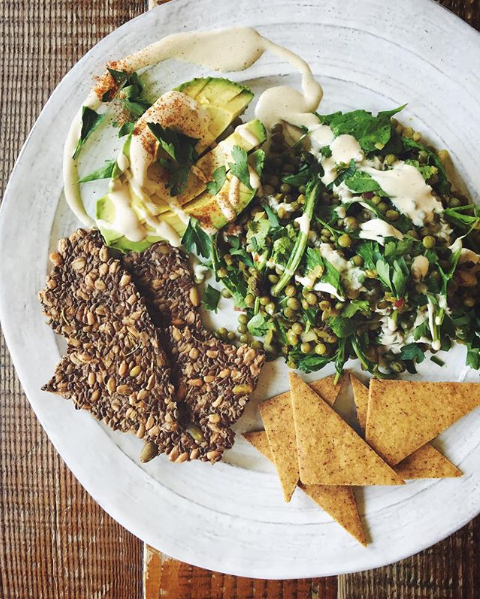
[[366, 379, 480, 465], [243, 432, 367, 545], [394, 444, 461, 479], [352, 376, 461, 478], [350, 374, 369, 432], [290, 373, 403, 486], [258, 375, 344, 502], [259, 391, 298, 502]]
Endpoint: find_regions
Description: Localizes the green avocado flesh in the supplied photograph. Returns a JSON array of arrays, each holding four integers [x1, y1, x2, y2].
[[95, 78, 266, 252], [183, 149, 264, 230]]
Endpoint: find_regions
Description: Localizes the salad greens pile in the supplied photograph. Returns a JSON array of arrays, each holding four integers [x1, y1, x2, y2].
[[184, 107, 480, 379]]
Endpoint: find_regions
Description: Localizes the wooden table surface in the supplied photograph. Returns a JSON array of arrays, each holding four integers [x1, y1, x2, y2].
[[1, 1, 479, 598]]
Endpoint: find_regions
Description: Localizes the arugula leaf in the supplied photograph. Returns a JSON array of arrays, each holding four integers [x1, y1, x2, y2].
[[320, 145, 332, 158], [118, 121, 135, 137], [356, 241, 382, 270], [78, 159, 117, 183], [320, 260, 343, 295], [263, 203, 280, 228], [181, 218, 212, 259], [318, 108, 400, 153], [378, 104, 408, 118], [413, 319, 430, 341], [247, 312, 271, 336], [444, 205, 480, 231], [334, 338, 348, 381], [73, 107, 105, 159], [226, 235, 241, 250], [228, 145, 252, 189], [202, 285, 221, 312], [229, 247, 254, 268], [206, 166, 227, 195], [344, 170, 386, 195], [295, 353, 332, 373], [302, 308, 317, 332]]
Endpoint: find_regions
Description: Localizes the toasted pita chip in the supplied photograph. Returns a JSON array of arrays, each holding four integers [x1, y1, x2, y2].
[[351, 376, 461, 478], [366, 379, 480, 466], [290, 373, 403, 486], [394, 444, 461, 478], [243, 431, 367, 545], [309, 373, 345, 407], [259, 375, 344, 502]]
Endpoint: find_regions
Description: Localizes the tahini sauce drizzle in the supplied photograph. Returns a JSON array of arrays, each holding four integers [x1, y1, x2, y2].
[[64, 27, 323, 242]]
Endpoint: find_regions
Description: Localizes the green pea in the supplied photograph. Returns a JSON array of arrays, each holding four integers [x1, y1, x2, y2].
[[280, 183, 293, 193], [221, 289, 232, 298], [297, 194, 306, 205], [448, 197, 461, 208], [298, 185, 306, 194], [260, 296, 270, 306], [292, 323, 303, 335], [326, 335, 338, 344], [385, 154, 396, 166], [338, 234, 352, 248], [344, 217, 358, 232], [268, 175, 280, 187], [277, 207, 286, 220], [419, 150, 428, 164], [239, 334, 249, 343], [263, 184, 275, 196], [413, 131, 422, 142], [286, 359, 297, 369], [284, 307, 296, 319], [306, 292, 317, 305], [301, 342, 312, 354], [423, 235, 436, 249], [335, 302, 344, 311], [287, 297, 301, 310], [268, 273, 279, 284], [265, 302, 276, 315], [351, 255, 364, 267], [287, 331, 299, 346], [238, 324, 248, 334], [301, 299, 309, 310], [285, 285, 296, 297], [320, 228, 332, 238], [377, 202, 388, 214], [386, 209, 399, 221], [251, 340, 264, 350], [315, 343, 327, 355], [319, 300, 331, 311], [217, 267, 228, 278], [238, 314, 249, 324], [371, 195, 381, 205], [218, 327, 228, 337], [245, 294, 254, 307], [227, 332, 236, 341]]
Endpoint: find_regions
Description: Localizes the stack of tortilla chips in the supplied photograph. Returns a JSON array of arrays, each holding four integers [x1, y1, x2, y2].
[[245, 373, 480, 545]]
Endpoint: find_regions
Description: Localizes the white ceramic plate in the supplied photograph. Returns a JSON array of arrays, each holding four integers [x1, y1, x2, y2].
[[1, 0, 480, 579]]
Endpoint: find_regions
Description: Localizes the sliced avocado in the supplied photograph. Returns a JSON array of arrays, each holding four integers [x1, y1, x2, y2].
[[174, 77, 254, 154], [183, 149, 265, 230], [95, 191, 184, 253], [174, 119, 266, 207]]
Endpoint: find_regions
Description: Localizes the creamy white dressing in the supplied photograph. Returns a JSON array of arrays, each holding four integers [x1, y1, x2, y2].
[[100, 178, 146, 242], [295, 213, 310, 235], [321, 135, 363, 186], [64, 27, 324, 241], [359, 219, 403, 244], [317, 243, 364, 292], [360, 162, 443, 226], [411, 255, 430, 281]]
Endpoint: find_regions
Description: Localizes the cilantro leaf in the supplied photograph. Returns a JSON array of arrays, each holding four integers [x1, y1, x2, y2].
[[327, 315, 358, 338], [413, 319, 430, 341], [402, 137, 450, 195], [282, 162, 323, 187], [263, 203, 280, 228], [320, 145, 332, 158], [78, 159, 117, 183], [391, 257, 410, 298], [378, 104, 408, 118], [302, 308, 317, 332], [405, 159, 438, 182], [399, 343, 426, 363], [295, 353, 332, 373], [181, 218, 212, 259], [320, 260, 343, 295], [228, 145, 252, 189], [247, 218, 270, 250], [206, 166, 227, 195], [247, 313, 271, 336], [341, 300, 371, 318], [356, 241, 382, 270], [250, 149, 266, 176], [73, 107, 105, 159], [202, 285, 221, 312], [328, 159, 356, 189], [444, 205, 480, 231], [376, 259, 392, 290]]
